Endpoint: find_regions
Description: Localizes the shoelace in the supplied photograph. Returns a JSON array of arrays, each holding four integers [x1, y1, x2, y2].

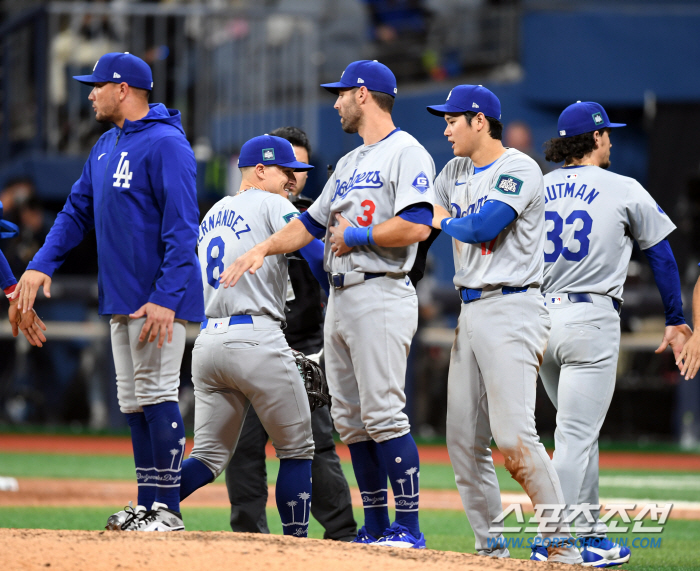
[[120, 504, 143, 530]]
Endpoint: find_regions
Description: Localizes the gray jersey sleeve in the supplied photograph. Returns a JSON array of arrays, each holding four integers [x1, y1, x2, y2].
[[624, 180, 676, 249], [486, 158, 542, 216], [307, 169, 337, 228], [393, 146, 437, 214], [264, 193, 301, 234], [434, 160, 454, 211]]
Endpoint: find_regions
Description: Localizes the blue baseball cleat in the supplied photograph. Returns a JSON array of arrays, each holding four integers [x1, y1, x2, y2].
[[530, 544, 549, 561], [373, 522, 426, 549], [581, 537, 631, 567], [352, 526, 378, 544]]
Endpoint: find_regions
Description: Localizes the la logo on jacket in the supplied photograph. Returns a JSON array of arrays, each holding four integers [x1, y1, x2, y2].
[[113, 152, 133, 188]]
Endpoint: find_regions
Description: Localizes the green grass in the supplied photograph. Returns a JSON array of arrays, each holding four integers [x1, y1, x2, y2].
[[0, 507, 697, 570], [3, 452, 700, 502]]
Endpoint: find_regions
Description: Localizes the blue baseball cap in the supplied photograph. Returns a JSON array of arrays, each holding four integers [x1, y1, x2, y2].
[[73, 52, 153, 91], [238, 135, 314, 171], [557, 101, 625, 138], [427, 85, 501, 120], [320, 60, 398, 97]]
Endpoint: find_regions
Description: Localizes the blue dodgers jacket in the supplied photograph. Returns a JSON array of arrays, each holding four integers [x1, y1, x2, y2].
[[29, 103, 205, 321]]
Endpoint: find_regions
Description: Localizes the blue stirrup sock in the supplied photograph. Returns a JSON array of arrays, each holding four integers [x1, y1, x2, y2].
[[142, 401, 186, 512], [348, 440, 390, 538], [276, 458, 312, 537], [125, 412, 156, 509], [378, 433, 421, 536], [180, 457, 215, 500]]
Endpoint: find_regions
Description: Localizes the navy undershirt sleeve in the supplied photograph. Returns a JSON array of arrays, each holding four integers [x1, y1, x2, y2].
[[397, 203, 433, 226], [643, 239, 685, 326], [440, 200, 517, 244], [298, 210, 326, 240], [299, 238, 330, 296]]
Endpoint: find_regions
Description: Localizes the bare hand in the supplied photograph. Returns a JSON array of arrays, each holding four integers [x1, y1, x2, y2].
[[432, 204, 451, 229], [13, 270, 52, 314], [129, 302, 176, 348], [675, 327, 700, 380], [220, 244, 267, 289], [9, 298, 47, 347], [329, 213, 353, 257]]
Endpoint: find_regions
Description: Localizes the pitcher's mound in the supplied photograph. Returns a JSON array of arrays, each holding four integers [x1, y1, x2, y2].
[[0, 528, 578, 570]]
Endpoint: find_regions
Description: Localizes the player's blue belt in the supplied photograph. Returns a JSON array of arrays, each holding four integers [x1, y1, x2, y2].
[[200, 314, 253, 330], [459, 286, 529, 304], [567, 293, 621, 314], [329, 272, 385, 289]]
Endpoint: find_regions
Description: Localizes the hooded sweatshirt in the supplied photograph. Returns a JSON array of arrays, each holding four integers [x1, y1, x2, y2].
[[29, 103, 204, 321]]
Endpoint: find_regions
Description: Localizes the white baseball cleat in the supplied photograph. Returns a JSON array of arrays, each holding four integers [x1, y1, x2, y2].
[[136, 502, 185, 532], [581, 538, 631, 567], [105, 502, 147, 531]]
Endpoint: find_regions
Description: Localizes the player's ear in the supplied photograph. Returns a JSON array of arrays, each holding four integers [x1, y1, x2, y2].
[[255, 163, 266, 179]]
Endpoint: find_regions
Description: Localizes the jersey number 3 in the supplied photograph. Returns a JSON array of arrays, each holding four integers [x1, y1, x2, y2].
[[206, 237, 225, 289], [545, 210, 593, 262], [357, 200, 375, 227]]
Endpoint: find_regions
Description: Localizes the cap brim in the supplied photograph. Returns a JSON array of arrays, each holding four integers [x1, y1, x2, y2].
[[609, 122, 626, 129], [73, 74, 107, 85], [280, 161, 314, 172], [426, 104, 465, 117], [320, 81, 354, 95]]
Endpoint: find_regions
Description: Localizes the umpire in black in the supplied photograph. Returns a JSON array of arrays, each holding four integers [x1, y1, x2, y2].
[[224, 127, 357, 540]]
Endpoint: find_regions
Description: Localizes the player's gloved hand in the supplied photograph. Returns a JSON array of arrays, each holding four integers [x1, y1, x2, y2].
[[220, 243, 267, 288], [329, 213, 353, 257], [8, 296, 47, 347], [12, 269, 52, 314], [675, 327, 700, 380], [129, 302, 176, 349]]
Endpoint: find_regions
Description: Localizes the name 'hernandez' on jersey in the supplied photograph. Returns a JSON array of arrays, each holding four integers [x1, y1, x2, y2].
[[197, 188, 299, 321], [541, 165, 676, 302], [306, 129, 435, 274], [435, 148, 545, 290]]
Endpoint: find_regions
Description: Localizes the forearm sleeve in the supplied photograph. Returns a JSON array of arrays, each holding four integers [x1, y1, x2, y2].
[[644, 239, 685, 326], [440, 200, 517, 244], [299, 238, 329, 296]]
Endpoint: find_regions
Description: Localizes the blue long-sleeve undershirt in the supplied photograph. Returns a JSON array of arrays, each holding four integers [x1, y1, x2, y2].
[[299, 238, 330, 296], [643, 239, 685, 326], [440, 199, 517, 244], [0, 250, 16, 291]]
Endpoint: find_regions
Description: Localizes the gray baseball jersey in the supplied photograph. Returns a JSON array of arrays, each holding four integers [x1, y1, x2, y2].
[[542, 165, 676, 300], [437, 148, 581, 562], [434, 148, 545, 289], [540, 165, 676, 541], [197, 188, 299, 321], [307, 129, 435, 274]]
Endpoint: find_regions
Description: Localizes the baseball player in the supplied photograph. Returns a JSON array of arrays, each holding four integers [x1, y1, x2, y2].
[[532, 101, 691, 566], [175, 134, 319, 538], [220, 60, 435, 548], [1, 207, 46, 346], [427, 85, 582, 564], [12, 52, 204, 531], [225, 126, 357, 541]]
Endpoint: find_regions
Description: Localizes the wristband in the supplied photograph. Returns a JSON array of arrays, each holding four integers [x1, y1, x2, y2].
[[4, 283, 17, 299], [343, 226, 375, 248]]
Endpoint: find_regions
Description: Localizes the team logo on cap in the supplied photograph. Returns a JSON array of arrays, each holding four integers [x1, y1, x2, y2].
[[559, 129, 566, 136], [411, 172, 430, 194], [592, 112, 604, 125], [93, 60, 99, 71], [113, 72, 121, 79], [262, 148, 275, 161], [495, 174, 523, 196], [447, 89, 452, 100], [357, 78, 364, 84], [472, 102, 480, 109]]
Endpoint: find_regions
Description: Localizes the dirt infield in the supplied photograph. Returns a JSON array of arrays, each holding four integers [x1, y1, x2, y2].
[[0, 528, 570, 571], [2, 433, 700, 470]]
